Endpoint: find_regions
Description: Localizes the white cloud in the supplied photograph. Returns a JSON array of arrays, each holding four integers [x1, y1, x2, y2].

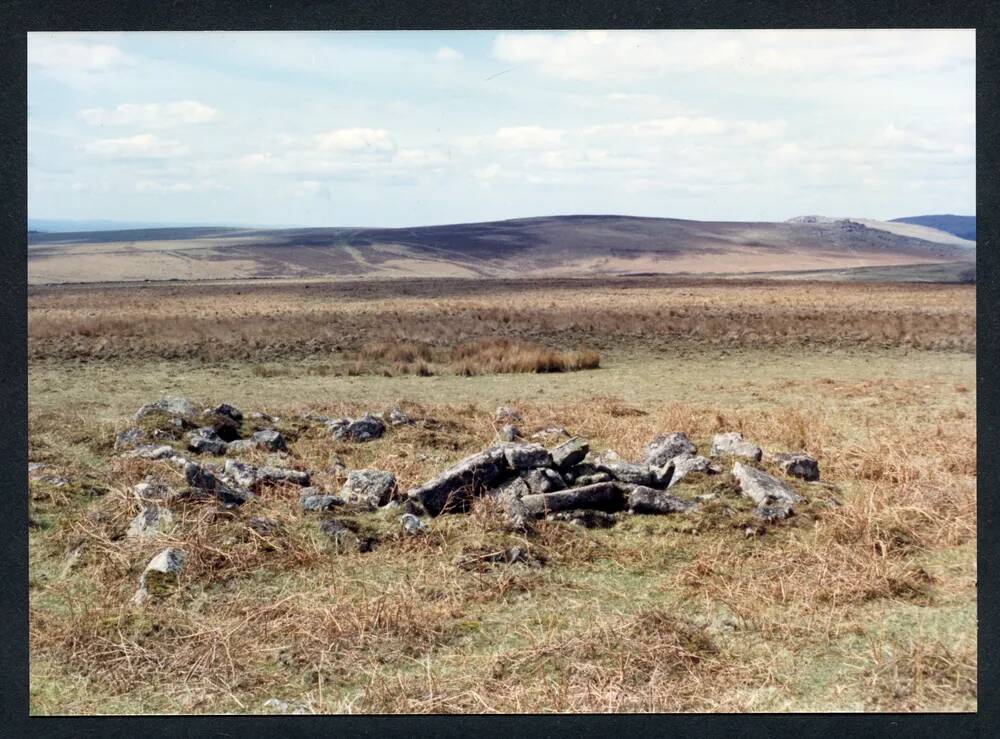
[[82, 134, 189, 159], [79, 100, 221, 128], [435, 46, 463, 61], [134, 178, 225, 193], [314, 128, 396, 154], [457, 126, 564, 152], [28, 34, 131, 88], [493, 30, 974, 82]]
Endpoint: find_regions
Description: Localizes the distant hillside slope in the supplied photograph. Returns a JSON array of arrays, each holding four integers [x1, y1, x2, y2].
[[27, 214, 976, 285], [890, 215, 976, 241]]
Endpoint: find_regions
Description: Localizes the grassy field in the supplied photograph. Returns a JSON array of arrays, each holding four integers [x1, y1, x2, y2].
[[27, 276, 976, 714]]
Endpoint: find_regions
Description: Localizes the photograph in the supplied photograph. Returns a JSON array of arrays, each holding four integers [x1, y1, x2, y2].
[[26, 29, 976, 714]]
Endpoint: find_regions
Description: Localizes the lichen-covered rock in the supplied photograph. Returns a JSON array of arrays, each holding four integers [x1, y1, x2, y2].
[[132, 547, 185, 604], [223, 459, 309, 489], [114, 427, 147, 450], [300, 489, 345, 512], [625, 485, 697, 515], [128, 444, 175, 460], [643, 432, 697, 467], [341, 469, 397, 507], [665, 453, 716, 488], [318, 519, 357, 549], [252, 429, 287, 452], [247, 517, 280, 536], [711, 432, 763, 461], [520, 482, 626, 518], [770, 453, 820, 481], [184, 461, 253, 507], [573, 472, 614, 487], [551, 437, 589, 470], [545, 509, 620, 529], [187, 427, 228, 455], [594, 458, 657, 487], [133, 479, 178, 503], [407, 447, 509, 516], [386, 407, 412, 426], [732, 462, 803, 519], [498, 442, 553, 471], [211, 403, 244, 422], [332, 414, 386, 442], [523, 467, 567, 495], [125, 506, 174, 539], [400, 513, 427, 535], [498, 424, 520, 442], [495, 406, 522, 423], [135, 396, 197, 422]]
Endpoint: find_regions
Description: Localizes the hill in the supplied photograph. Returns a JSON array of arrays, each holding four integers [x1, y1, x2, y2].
[[27, 214, 975, 285], [890, 215, 976, 241]]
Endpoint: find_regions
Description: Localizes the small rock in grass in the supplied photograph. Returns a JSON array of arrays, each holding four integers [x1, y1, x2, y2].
[[400, 513, 427, 535], [299, 489, 344, 512], [125, 506, 174, 540], [132, 547, 186, 604], [341, 469, 397, 508], [187, 427, 229, 455], [495, 406, 522, 423], [115, 427, 147, 450], [732, 462, 803, 519], [134, 396, 197, 422], [664, 453, 716, 488], [129, 444, 175, 460], [498, 424, 520, 442], [211, 403, 243, 422], [626, 485, 697, 515], [252, 429, 287, 452], [770, 452, 820, 481], [247, 517, 281, 536], [386, 407, 412, 426], [711, 432, 763, 461], [545, 509, 619, 529], [318, 519, 359, 550], [332, 414, 385, 442]]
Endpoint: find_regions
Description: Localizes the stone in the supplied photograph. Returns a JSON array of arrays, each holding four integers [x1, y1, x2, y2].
[[530, 427, 571, 442], [252, 429, 287, 452], [224, 459, 308, 489], [133, 480, 177, 503], [495, 406, 522, 423], [502, 495, 533, 532], [332, 414, 386, 442], [520, 482, 626, 518], [625, 485, 697, 515], [300, 489, 344, 512], [125, 506, 174, 539], [498, 442, 553, 471], [225, 439, 253, 454], [133, 547, 185, 604], [386, 407, 412, 426], [523, 467, 567, 495], [341, 469, 397, 507], [551, 438, 589, 470], [400, 513, 427, 535], [545, 509, 619, 529], [665, 453, 715, 488], [134, 396, 197, 422], [732, 462, 803, 517], [594, 458, 657, 487], [402, 498, 427, 518], [318, 519, 357, 549], [573, 472, 613, 487], [711, 432, 763, 461], [199, 411, 242, 442], [498, 424, 520, 442], [770, 453, 820, 481], [211, 403, 243, 422], [407, 447, 509, 516], [187, 427, 229, 455], [491, 476, 530, 504], [115, 427, 147, 450], [456, 545, 542, 569], [128, 445, 175, 460], [643, 432, 697, 467], [247, 517, 280, 536], [184, 461, 253, 507]]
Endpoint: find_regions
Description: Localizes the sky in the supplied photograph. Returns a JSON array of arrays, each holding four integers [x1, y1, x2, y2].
[[27, 30, 975, 228]]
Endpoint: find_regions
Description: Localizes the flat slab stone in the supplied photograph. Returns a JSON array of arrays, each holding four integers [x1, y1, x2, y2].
[[594, 458, 657, 487], [551, 438, 589, 470], [732, 462, 803, 512], [711, 432, 763, 461], [407, 447, 509, 516], [521, 482, 626, 518], [770, 453, 820, 481], [495, 442, 553, 471], [643, 432, 697, 467], [625, 485, 697, 515]]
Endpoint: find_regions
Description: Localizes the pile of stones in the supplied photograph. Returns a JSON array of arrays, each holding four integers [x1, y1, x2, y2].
[[111, 397, 822, 604]]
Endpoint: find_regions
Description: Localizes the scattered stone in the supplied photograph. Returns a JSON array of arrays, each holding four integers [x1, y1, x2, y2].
[[491, 475, 530, 504], [402, 498, 427, 518], [498, 442, 553, 471], [770, 452, 820, 481], [711, 432, 763, 461], [211, 403, 244, 422], [498, 424, 520, 442], [400, 513, 427, 535], [300, 489, 344, 512], [341, 469, 397, 508], [125, 506, 174, 540], [643, 432, 697, 467], [386, 407, 412, 426], [252, 429, 287, 452], [247, 517, 280, 536], [495, 406, 522, 423], [225, 439, 253, 454], [134, 396, 196, 422], [318, 519, 357, 549], [665, 453, 716, 488], [625, 485, 697, 515], [551, 437, 589, 470], [262, 698, 308, 715], [133, 480, 177, 503], [731, 462, 803, 519], [132, 547, 186, 604], [332, 414, 386, 442], [521, 482, 626, 518], [224, 460, 310, 489], [407, 447, 509, 516], [530, 426, 571, 441], [114, 427, 147, 450], [523, 467, 567, 495], [128, 444, 175, 460], [545, 509, 619, 529], [573, 472, 614, 487], [187, 427, 228, 455], [184, 461, 253, 507], [594, 458, 657, 487]]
